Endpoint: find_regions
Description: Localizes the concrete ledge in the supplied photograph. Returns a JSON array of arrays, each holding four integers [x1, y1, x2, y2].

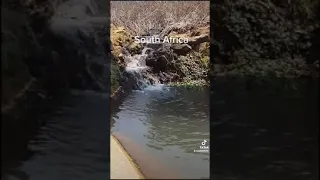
[[110, 135, 145, 179]]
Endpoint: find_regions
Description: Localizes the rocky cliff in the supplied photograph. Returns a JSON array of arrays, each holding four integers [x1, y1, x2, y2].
[[1, 0, 112, 109]]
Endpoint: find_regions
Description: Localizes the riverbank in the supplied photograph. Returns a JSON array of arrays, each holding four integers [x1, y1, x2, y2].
[[110, 135, 145, 179], [110, 24, 210, 89]]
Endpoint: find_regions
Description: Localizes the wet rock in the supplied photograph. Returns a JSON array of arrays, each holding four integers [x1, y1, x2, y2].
[[127, 42, 142, 54], [118, 53, 124, 61], [157, 55, 168, 71], [145, 57, 157, 68]]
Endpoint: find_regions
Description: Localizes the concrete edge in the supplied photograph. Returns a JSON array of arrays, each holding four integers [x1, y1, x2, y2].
[[111, 135, 145, 179]]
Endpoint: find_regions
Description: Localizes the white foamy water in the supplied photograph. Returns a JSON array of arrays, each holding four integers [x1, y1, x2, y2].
[[125, 47, 150, 72], [124, 46, 159, 89], [125, 55, 148, 72], [144, 84, 167, 91]]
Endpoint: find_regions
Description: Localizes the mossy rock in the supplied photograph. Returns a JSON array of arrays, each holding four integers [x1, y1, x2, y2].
[[111, 25, 144, 62], [201, 55, 209, 68], [169, 79, 208, 89], [111, 25, 134, 57], [110, 59, 120, 94], [191, 26, 209, 36], [127, 42, 142, 54], [168, 33, 190, 39], [199, 42, 209, 56]]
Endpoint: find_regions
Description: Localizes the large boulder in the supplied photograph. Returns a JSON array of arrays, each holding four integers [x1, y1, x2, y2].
[[111, 25, 143, 62], [188, 34, 210, 46], [171, 44, 192, 55], [157, 55, 168, 71]]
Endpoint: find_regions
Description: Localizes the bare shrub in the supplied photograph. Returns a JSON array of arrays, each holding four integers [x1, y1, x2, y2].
[[111, 1, 210, 35]]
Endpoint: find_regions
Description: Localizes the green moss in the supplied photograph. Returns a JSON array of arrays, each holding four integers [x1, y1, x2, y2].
[[110, 59, 120, 94], [201, 55, 209, 68], [173, 51, 209, 83], [127, 42, 142, 54], [169, 80, 208, 90]]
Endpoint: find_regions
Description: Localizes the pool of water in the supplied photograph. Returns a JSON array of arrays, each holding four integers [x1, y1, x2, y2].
[[111, 84, 210, 179]]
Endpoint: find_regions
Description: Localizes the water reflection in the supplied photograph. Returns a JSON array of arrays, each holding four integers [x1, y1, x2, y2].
[[111, 85, 210, 179], [145, 87, 209, 151]]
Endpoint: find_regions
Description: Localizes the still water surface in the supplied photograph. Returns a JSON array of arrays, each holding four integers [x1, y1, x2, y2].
[[111, 84, 210, 179]]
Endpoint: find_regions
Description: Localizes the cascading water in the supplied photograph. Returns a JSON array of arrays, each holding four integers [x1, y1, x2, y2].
[[124, 39, 160, 90]]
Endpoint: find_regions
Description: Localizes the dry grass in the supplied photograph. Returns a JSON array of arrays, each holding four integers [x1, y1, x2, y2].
[[111, 1, 209, 35]]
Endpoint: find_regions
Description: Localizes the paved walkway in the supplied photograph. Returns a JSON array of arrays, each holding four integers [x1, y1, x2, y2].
[[110, 135, 144, 179]]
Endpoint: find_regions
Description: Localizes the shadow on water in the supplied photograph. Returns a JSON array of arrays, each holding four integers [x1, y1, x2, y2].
[[111, 85, 210, 179], [1, 90, 110, 180], [210, 77, 319, 180]]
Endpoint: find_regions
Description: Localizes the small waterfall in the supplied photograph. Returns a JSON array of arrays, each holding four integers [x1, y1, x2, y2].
[[124, 46, 158, 90]]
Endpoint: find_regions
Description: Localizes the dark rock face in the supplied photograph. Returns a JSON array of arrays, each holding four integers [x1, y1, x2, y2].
[[42, 0, 111, 92], [157, 55, 168, 71], [211, 0, 319, 65], [145, 44, 176, 73], [145, 57, 158, 68]]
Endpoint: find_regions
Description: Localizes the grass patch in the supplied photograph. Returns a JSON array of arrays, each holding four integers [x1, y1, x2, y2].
[[169, 80, 208, 91]]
